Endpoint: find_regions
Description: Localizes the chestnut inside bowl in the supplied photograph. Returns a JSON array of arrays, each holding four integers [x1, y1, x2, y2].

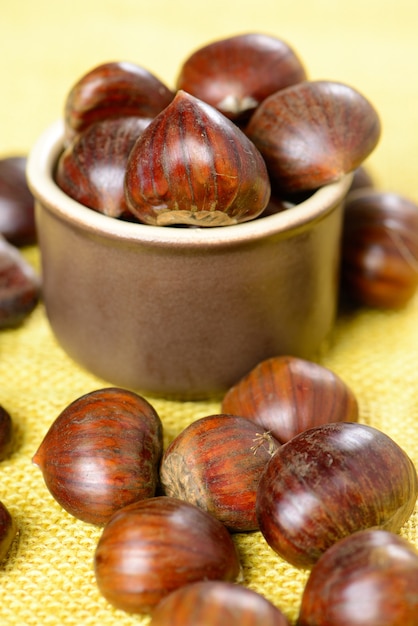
[[27, 120, 352, 399]]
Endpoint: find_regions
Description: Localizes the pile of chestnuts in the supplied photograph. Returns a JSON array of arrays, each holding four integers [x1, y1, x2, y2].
[[32, 354, 418, 622], [51, 32, 418, 308]]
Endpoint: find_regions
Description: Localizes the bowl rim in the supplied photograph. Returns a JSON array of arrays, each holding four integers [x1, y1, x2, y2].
[[27, 119, 353, 249]]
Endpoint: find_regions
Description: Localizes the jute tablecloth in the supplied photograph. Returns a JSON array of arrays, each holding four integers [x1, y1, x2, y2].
[[1, 1, 418, 623]]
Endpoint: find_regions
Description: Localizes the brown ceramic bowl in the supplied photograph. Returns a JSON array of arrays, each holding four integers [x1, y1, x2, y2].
[[27, 120, 352, 399]]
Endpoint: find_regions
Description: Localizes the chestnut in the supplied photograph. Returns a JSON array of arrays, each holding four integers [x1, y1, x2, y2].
[[160, 413, 280, 532], [55, 116, 151, 218], [0, 405, 13, 461], [221, 356, 359, 444], [124, 90, 271, 226], [149, 580, 290, 625], [94, 496, 241, 614], [0, 234, 40, 328], [0, 156, 36, 246], [246, 80, 381, 195], [256, 422, 418, 568], [64, 61, 174, 144], [341, 189, 418, 308], [32, 387, 163, 525], [297, 529, 418, 625], [176, 32, 307, 124], [0, 501, 17, 562]]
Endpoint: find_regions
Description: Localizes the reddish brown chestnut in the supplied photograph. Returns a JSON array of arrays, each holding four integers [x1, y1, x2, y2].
[[222, 356, 359, 444], [160, 414, 280, 532], [341, 189, 418, 308], [0, 501, 17, 562], [149, 580, 290, 625], [0, 234, 40, 328], [94, 496, 241, 614], [246, 80, 381, 195], [0, 405, 13, 461], [124, 90, 271, 226], [64, 61, 174, 144], [176, 32, 307, 124], [55, 116, 151, 218], [256, 422, 418, 568], [32, 387, 163, 525], [0, 156, 36, 246], [297, 529, 418, 626]]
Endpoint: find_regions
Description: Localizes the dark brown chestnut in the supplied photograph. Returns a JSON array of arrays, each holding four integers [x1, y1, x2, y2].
[[256, 422, 418, 568], [0, 405, 13, 461], [341, 189, 418, 308], [149, 580, 290, 625], [0, 234, 40, 328], [221, 356, 359, 444], [64, 61, 174, 144], [0, 501, 17, 562], [32, 387, 163, 525], [246, 80, 381, 195], [55, 116, 151, 218], [160, 414, 280, 532], [124, 90, 271, 226], [0, 156, 36, 246], [176, 32, 307, 124], [297, 529, 418, 626], [94, 496, 241, 614]]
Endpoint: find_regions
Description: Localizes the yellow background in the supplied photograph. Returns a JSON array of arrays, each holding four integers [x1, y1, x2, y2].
[[1, 1, 418, 624]]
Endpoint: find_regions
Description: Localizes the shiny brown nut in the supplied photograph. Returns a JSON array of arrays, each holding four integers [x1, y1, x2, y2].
[[256, 422, 418, 568], [341, 189, 418, 308], [297, 530, 418, 626], [0, 501, 17, 562], [124, 90, 271, 226], [160, 414, 280, 532], [0, 156, 36, 246], [176, 32, 307, 124], [94, 496, 241, 614], [0, 405, 13, 461], [149, 580, 290, 625], [246, 80, 381, 195], [64, 61, 174, 144], [0, 234, 40, 328], [32, 387, 163, 525], [55, 116, 151, 218], [222, 356, 359, 443]]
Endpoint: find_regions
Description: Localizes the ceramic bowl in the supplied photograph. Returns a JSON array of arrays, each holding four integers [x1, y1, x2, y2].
[[27, 120, 352, 399]]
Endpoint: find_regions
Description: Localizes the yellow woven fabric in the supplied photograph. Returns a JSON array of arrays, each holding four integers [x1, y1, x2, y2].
[[1, 1, 418, 624]]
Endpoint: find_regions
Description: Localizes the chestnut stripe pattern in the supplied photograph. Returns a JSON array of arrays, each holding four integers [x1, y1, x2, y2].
[[94, 496, 241, 614], [124, 90, 271, 226], [32, 387, 163, 525]]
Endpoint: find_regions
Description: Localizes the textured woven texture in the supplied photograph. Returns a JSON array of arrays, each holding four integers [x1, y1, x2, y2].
[[2, 1, 418, 624]]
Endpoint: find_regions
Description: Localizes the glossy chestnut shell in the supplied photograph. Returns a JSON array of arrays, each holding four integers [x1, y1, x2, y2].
[[0, 156, 36, 246], [341, 189, 418, 308], [297, 529, 418, 626], [0, 500, 17, 562], [256, 422, 418, 568], [0, 234, 40, 328], [55, 116, 151, 218], [160, 413, 280, 531], [32, 387, 163, 525], [246, 80, 381, 195], [149, 580, 290, 625], [176, 32, 307, 123], [64, 61, 174, 144], [222, 355, 359, 443], [124, 90, 271, 226], [94, 496, 241, 613]]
